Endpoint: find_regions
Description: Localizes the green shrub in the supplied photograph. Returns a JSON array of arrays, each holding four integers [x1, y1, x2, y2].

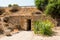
[[35, 0, 60, 18], [8, 4, 19, 7], [48, 0, 57, 4], [8, 4, 12, 7], [13, 4, 19, 7], [34, 20, 54, 36], [35, 0, 48, 11], [35, 0, 58, 11], [45, 3, 60, 18]]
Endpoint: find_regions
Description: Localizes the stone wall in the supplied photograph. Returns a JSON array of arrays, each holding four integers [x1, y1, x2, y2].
[[0, 16, 29, 35]]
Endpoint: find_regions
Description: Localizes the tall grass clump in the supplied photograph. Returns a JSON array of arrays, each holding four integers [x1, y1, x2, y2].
[[34, 20, 54, 36]]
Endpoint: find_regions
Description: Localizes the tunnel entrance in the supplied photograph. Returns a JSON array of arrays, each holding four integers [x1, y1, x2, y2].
[[57, 19, 60, 26], [27, 19, 31, 31]]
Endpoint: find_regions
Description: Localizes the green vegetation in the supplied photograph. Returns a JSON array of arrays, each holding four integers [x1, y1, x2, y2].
[[13, 4, 19, 7], [35, 0, 60, 18], [45, 3, 60, 18], [8, 4, 19, 13], [35, 0, 48, 11], [49, 0, 57, 4], [8, 4, 19, 7], [8, 4, 12, 7], [34, 20, 54, 36]]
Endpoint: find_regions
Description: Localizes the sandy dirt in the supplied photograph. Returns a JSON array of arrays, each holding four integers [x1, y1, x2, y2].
[[0, 27, 60, 40]]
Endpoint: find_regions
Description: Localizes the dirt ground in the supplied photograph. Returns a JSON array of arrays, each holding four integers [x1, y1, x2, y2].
[[0, 27, 60, 40]]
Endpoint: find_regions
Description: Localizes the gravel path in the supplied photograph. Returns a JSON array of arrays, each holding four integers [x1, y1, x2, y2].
[[0, 30, 60, 40]]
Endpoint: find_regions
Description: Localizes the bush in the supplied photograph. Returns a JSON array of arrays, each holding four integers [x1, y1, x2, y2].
[[8, 4, 19, 7], [45, 3, 60, 18], [48, 0, 57, 4], [35, 0, 58, 11], [35, 0, 60, 18], [8, 4, 12, 7], [13, 4, 19, 7], [35, 0, 48, 11], [34, 20, 54, 36]]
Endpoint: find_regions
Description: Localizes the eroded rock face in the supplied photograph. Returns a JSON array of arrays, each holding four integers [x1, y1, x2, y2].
[[3, 17, 9, 23], [0, 23, 4, 35], [0, 29, 4, 35], [0, 16, 22, 36], [0, 7, 57, 37], [0, 14, 56, 36], [0, 8, 5, 15], [10, 8, 19, 13]]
